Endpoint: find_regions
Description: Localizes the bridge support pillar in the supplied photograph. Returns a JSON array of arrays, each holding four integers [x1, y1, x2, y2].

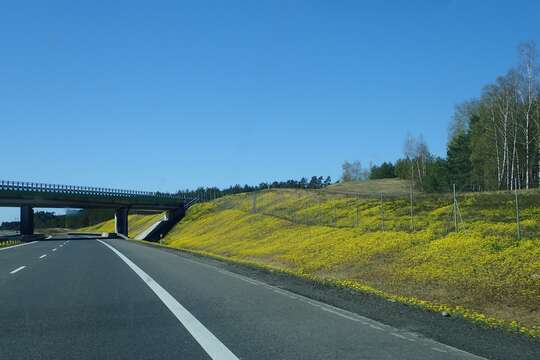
[[115, 207, 129, 236], [20, 205, 34, 235], [165, 207, 185, 222]]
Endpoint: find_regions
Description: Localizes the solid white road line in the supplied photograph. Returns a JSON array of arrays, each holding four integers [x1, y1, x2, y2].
[[98, 240, 239, 360], [168, 247, 488, 360], [391, 332, 408, 340], [0, 241, 37, 252], [10, 266, 26, 274], [39, 254, 47, 259]]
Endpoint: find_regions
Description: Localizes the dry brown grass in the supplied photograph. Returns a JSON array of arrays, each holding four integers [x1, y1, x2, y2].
[[324, 178, 411, 197]]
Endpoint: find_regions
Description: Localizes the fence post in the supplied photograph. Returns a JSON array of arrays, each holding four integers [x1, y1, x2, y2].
[[380, 192, 384, 231], [453, 184, 458, 232], [410, 183, 414, 232], [514, 180, 521, 240], [316, 195, 321, 226], [333, 201, 337, 226]]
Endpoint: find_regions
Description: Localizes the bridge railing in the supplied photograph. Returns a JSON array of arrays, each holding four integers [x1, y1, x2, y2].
[[0, 180, 186, 201]]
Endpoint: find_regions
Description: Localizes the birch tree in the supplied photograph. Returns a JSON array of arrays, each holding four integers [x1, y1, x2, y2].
[[517, 42, 539, 188]]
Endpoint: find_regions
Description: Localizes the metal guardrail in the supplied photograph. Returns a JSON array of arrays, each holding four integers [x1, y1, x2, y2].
[[0, 180, 185, 200], [184, 197, 199, 208]]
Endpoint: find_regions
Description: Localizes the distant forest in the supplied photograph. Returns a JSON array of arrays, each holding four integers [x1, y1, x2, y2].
[[0, 209, 115, 230], [342, 41, 540, 193], [174, 175, 332, 201]]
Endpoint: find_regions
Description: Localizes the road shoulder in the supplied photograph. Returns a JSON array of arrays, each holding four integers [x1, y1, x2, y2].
[[120, 238, 540, 360]]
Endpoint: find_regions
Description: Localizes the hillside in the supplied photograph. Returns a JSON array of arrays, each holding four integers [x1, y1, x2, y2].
[[325, 178, 412, 197], [88, 188, 540, 337]]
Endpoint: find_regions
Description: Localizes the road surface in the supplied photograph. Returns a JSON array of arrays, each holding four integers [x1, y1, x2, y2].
[[0, 236, 488, 359]]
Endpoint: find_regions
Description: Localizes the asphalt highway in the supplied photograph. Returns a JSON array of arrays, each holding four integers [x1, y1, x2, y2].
[[0, 237, 489, 359]]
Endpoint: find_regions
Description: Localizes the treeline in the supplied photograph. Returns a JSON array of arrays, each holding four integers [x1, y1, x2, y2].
[[453, 43, 539, 191], [176, 176, 332, 201], [370, 162, 396, 180], [341, 161, 397, 181], [341, 161, 370, 181], [0, 209, 115, 230], [0, 211, 68, 230], [64, 209, 115, 228], [342, 42, 540, 193]]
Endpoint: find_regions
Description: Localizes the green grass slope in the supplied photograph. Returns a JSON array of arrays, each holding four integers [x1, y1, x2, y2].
[[0, 239, 20, 248], [162, 189, 540, 337]]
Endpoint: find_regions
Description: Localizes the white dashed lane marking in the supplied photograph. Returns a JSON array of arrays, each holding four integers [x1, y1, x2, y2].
[[10, 266, 26, 274], [39, 254, 47, 259]]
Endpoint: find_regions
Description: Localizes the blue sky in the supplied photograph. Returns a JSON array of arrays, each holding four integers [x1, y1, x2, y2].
[[1, 1, 539, 221]]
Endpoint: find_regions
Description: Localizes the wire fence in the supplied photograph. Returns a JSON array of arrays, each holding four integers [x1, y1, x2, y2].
[[210, 186, 539, 240]]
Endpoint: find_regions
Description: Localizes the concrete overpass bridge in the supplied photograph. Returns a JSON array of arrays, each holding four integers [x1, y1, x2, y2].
[[0, 180, 195, 238]]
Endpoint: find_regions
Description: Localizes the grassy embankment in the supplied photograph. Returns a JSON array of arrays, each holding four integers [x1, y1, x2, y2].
[[0, 239, 20, 248], [86, 180, 540, 337]]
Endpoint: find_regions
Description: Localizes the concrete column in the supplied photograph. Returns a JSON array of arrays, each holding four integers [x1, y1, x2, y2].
[[20, 205, 34, 235], [115, 207, 129, 236], [165, 207, 185, 222]]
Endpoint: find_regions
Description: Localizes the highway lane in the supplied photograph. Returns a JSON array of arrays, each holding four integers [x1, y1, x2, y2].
[[0, 238, 93, 285], [0, 238, 208, 359], [0, 237, 487, 359], [0, 241, 55, 286]]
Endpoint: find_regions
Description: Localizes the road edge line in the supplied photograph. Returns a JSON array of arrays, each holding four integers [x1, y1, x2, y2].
[[0, 241, 37, 252], [97, 240, 239, 360]]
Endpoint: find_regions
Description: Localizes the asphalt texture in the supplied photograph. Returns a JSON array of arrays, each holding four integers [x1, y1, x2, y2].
[[0, 236, 537, 359]]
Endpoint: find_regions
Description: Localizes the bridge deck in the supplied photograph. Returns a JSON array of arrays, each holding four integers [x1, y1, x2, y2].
[[0, 181, 188, 210]]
